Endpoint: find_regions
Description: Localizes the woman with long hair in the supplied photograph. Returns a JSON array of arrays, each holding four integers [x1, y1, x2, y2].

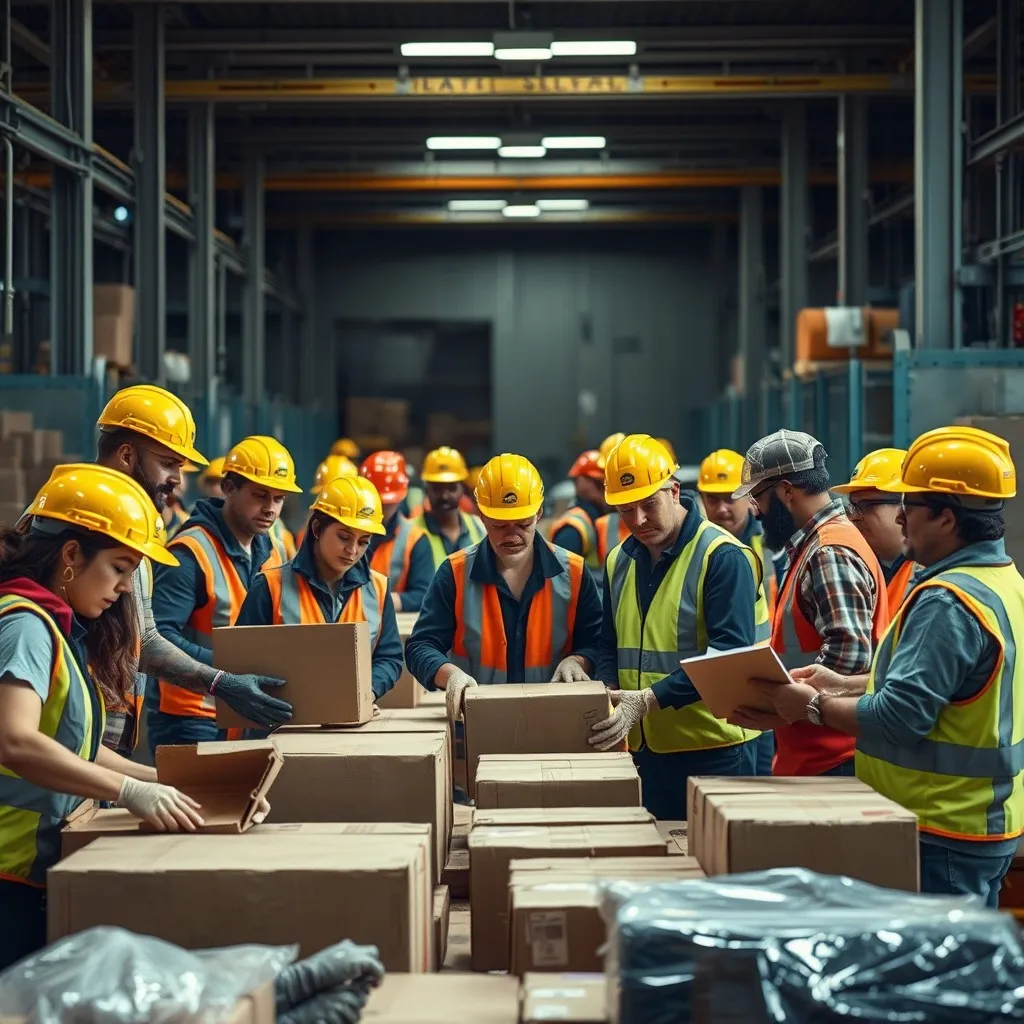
[[0, 463, 204, 970]]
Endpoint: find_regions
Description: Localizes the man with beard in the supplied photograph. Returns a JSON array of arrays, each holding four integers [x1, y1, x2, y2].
[[89, 386, 292, 757], [731, 429, 886, 777], [549, 450, 608, 585], [410, 446, 486, 570], [150, 434, 301, 749], [404, 453, 603, 717]]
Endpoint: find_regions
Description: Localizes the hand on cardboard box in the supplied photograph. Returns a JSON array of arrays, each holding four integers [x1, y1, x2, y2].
[[588, 688, 657, 750], [118, 776, 205, 832], [445, 669, 479, 722], [550, 656, 591, 683], [214, 671, 293, 727], [252, 795, 270, 825]]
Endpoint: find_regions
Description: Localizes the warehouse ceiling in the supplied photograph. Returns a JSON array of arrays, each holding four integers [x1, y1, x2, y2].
[[6, 0, 1002, 229]]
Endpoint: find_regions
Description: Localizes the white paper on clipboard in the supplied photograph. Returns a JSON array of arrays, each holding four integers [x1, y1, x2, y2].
[[680, 644, 793, 720]]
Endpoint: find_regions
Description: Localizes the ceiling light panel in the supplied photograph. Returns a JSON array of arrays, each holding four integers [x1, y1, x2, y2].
[[550, 41, 637, 56], [502, 205, 542, 218], [498, 145, 547, 158], [401, 42, 495, 58], [448, 199, 508, 212], [494, 47, 552, 61], [541, 136, 607, 150], [426, 136, 502, 151], [536, 199, 590, 211]]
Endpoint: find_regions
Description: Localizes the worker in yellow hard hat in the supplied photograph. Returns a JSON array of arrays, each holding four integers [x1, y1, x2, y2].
[[331, 438, 361, 461], [150, 435, 302, 749], [754, 425, 1024, 905], [833, 448, 920, 615], [548, 450, 608, 580], [163, 461, 197, 540], [0, 464, 204, 969], [406, 453, 604, 722], [236, 475, 402, 703], [599, 432, 626, 464], [197, 456, 226, 499], [589, 434, 770, 818], [409, 447, 486, 571], [295, 453, 358, 549]]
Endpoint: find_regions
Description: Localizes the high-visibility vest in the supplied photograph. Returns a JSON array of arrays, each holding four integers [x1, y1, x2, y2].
[[748, 531, 779, 617], [0, 594, 103, 884], [595, 512, 630, 565], [264, 562, 388, 647], [449, 540, 585, 683], [607, 519, 769, 753], [412, 512, 486, 571], [771, 514, 887, 776], [549, 506, 600, 571], [856, 563, 1024, 842], [371, 516, 428, 590], [886, 559, 917, 617], [270, 519, 294, 562]]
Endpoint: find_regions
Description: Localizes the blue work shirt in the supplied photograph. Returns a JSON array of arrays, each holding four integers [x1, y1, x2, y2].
[[365, 512, 434, 613], [421, 509, 482, 559], [551, 499, 604, 557], [152, 497, 275, 666], [856, 538, 1012, 855], [597, 495, 759, 709], [236, 529, 403, 699], [405, 536, 603, 687]]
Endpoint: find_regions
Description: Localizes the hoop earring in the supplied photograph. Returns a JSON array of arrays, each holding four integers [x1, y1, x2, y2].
[[62, 565, 74, 584]]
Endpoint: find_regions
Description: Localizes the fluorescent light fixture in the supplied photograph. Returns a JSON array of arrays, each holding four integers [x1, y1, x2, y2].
[[536, 198, 590, 211], [502, 204, 542, 218], [541, 135, 607, 149], [550, 40, 637, 56], [448, 199, 508, 212], [426, 136, 502, 151], [401, 42, 495, 58], [113, 205, 130, 223], [494, 47, 552, 61], [498, 145, 547, 158]]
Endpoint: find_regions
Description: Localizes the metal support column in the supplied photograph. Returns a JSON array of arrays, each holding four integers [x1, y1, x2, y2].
[[296, 227, 318, 409], [780, 103, 809, 388], [49, 0, 92, 375], [188, 104, 216, 413], [738, 186, 765, 441], [133, 4, 166, 380], [914, 0, 963, 349], [995, 0, 1019, 346], [242, 153, 266, 402], [837, 95, 870, 306]]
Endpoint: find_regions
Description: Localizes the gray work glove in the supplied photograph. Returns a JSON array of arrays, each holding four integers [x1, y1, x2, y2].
[[276, 940, 385, 1024], [214, 672, 293, 727], [445, 669, 478, 723], [551, 656, 591, 683], [589, 688, 658, 751]]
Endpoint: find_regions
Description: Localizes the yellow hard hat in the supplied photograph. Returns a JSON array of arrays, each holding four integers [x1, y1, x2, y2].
[[310, 454, 358, 494], [310, 474, 386, 536], [200, 456, 226, 483], [599, 432, 626, 463], [223, 435, 303, 494], [475, 454, 545, 520], [421, 446, 469, 484], [466, 465, 484, 492], [97, 384, 207, 466], [832, 448, 908, 495], [330, 438, 360, 460], [27, 463, 179, 567], [656, 438, 678, 464], [604, 434, 679, 506], [880, 426, 1016, 500], [698, 449, 745, 494]]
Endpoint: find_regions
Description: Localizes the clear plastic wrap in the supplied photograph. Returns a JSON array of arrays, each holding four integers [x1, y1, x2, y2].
[[600, 867, 1024, 1024], [0, 926, 297, 1024]]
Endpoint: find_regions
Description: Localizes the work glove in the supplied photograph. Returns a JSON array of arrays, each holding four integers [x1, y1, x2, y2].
[[277, 940, 385, 1024], [118, 776, 205, 832], [214, 672, 293, 727], [445, 669, 479, 723], [551, 656, 591, 683], [253, 795, 270, 825], [589, 688, 659, 751]]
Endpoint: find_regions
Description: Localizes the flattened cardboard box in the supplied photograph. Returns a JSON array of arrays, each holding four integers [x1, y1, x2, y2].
[[472, 806, 653, 829], [463, 682, 614, 795], [433, 885, 450, 971], [48, 831, 433, 971], [378, 612, 420, 709], [468, 822, 667, 972], [474, 753, 641, 810], [214, 621, 374, 728], [363, 974, 519, 1024], [268, 730, 450, 883], [521, 973, 607, 1024]]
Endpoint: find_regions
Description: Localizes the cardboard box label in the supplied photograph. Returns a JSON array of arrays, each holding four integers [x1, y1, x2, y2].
[[528, 910, 569, 968]]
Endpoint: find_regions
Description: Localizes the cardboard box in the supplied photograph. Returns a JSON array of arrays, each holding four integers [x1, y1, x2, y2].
[[472, 806, 654, 829], [444, 904, 471, 971], [48, 831, 433, 970], [443, 806, 472, 900], [363, 974, 519, 1024], [214, 622, 374, 729], [0, 410, 31, 437], [94, 282, 135, 317], [378, 612, 421, 710], [93, 313, 134, 367], [656, 820, 688, 856], [433, 885, 450, 971], [10, 432, 43, 466], [469, 822, 666, 971], [509, 857, 705, 975], [0, 435, 23, 462], [0, 467, 25, 506], [268, 730, 450, 883], [474, 753, 641, 810], [522, 973, 607, 1024], [463, 683, 614, 794]]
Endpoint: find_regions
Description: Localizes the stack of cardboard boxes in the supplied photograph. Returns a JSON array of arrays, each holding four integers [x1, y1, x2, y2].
[[346, 397, 410, 451], [93, 283, 136, 369], [0, 409, 70, 524]]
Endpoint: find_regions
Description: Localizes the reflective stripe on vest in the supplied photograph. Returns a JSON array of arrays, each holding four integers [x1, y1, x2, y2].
[[449, 540, 584, 683], [158, 526, 248, 718], [607, 519, 768, 753], [857, 564, 1024, 841], [0, 595, 102, 884], [886, 560, 918, 618], [264, 563, 387, 648], [595, 512, 630, 566], [415, 512, 486, 571], [372, 517, 423, 590], [550, 507, 600, 570]]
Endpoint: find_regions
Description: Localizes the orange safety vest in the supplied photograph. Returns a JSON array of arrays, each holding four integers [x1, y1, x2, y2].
[[157, 526, 283, 719], [449, 540, 585, 683], [886, 559, 917, 617], [370, 516, 426, 593], [263, 562, 388, 644], [595, 512, 631, 565], [771, 513, 888, 776]]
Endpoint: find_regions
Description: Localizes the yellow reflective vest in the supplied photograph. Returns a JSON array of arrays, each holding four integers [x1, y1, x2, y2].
[[856, 563, 1024, 843], [413, 511, 486, 571], [606, 518, 770, 753]]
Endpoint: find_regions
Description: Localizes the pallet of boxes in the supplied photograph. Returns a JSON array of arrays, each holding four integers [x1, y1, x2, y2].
[[0, 410, 72, 526]]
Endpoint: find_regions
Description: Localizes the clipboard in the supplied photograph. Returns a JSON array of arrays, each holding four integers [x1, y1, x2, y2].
[[680, 644, 792, 720]]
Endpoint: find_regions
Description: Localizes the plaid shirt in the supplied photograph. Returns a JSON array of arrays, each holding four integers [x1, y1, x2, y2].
[[785, 499, 878, 674]]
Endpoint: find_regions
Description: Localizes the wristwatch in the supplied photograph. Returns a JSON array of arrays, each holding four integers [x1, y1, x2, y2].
[[806, 692, 824, 726]]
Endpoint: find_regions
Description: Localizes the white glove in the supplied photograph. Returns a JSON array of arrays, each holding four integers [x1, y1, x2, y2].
[[551, 656, 592, 683], [445, 668, 479, 722], [252, 795, 270, 826], [589, 689, 659, 751], [119, 776, 205, 832]]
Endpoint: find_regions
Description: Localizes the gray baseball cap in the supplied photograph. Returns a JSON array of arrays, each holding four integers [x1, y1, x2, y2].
[[733, 429, 826, 498]]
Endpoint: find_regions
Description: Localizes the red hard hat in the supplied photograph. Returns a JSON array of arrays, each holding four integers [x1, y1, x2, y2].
[[359, 450, 409, 503], [569, 449, 605, 481]]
